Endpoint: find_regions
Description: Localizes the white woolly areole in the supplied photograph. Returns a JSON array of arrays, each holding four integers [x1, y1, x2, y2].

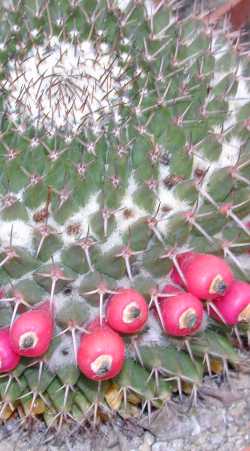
[[5, 37, 126, 134], [0, 220, 33, 248]]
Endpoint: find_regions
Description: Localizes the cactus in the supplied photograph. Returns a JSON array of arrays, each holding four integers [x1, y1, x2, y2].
[[0, 0, 249, 430]]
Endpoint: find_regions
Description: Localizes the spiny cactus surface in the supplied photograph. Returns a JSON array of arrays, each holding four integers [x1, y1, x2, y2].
[[0, 0, 249, 430]]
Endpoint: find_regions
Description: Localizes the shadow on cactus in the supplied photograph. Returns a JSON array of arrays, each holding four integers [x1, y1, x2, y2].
[[0, 0, 249, 433]]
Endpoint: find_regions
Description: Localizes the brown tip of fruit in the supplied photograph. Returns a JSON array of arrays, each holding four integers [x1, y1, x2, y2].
[[19, 332, 38, 350], [91, 354, 112, 376], [238, 304, 250, 323], [122, 302, 141, 324], [179, 308, 197, 329], [209, 275, 227, 295]]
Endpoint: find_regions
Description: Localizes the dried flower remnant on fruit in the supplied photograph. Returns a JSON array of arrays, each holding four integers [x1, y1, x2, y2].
[[238, 304, 250, 322], [19, 331, 38, 350], [91, 354, 113, 376], [179, 308, 197, 329], [122, 302, 141, 323]]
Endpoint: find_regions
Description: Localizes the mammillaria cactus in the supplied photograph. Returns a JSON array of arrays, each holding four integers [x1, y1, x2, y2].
[[0, 0, 249, 430]]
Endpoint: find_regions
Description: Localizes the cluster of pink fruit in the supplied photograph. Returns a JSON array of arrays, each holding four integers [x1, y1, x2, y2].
[[0, 252, 249, 384]]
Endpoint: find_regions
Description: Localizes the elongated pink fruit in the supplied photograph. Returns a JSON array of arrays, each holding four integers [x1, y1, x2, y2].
[[106, 288, 148, 334], [77, 326, 125, 381], [210, 280, 250, 326], [0, 328, 20, 373], [159, 289, 204, 337], [170, 252, 233, 300], [10, 309, 53, 357]]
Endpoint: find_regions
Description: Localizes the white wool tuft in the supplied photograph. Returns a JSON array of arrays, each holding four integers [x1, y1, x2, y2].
[[117, 0, 130, 11], [117, 0, 155, 15], [219, 136, 242, 167], [0, 220, 33, 249], [100, 229, 123, 253]]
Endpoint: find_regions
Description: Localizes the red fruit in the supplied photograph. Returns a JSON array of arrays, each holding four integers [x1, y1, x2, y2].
[[162, 284, 183, 296], [0, 328, 20, 373], [34, 300, 51, 312], [170, 252, 195, 286], [86, 317, 109, 332], [153, 284, 184, 321], [106, 288, 148, 334], [10, 309, 53, 357], [210, 280, 250, 326], [170, 253, 233, 300], [77, 326, 125, 381], [159, 292, 204, 337], [154, 284, 183, 314]]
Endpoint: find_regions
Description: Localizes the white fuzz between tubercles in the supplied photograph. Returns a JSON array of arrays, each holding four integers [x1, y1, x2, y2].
[[219, 136, 242, 167], [192, 32, 250, 190], [117, 0, 155, 15], [136, 313, 169, 349], [5, 37, 127, 134], [47, 334, 79, 373], [0, 220, 33, 248], [62, 193, 100, 245], [99, 175, 149, 252], [117, 0, 130, 10], [116, 174, 148, 231]]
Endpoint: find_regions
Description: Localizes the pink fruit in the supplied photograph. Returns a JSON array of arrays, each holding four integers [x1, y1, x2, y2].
[[162, 284, 183, 296], [170, 252, 194, 286], [0, 328, 20, 373], [153, 285, 183, 321], [159, 291, 204, 337], [106, 288, 148, 334], [154, 283, 183, 311], [170, 252, 233, 300], [77, 326, 125, 381], [210, 280, 250, 326], [10, 309, 53, 357]]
